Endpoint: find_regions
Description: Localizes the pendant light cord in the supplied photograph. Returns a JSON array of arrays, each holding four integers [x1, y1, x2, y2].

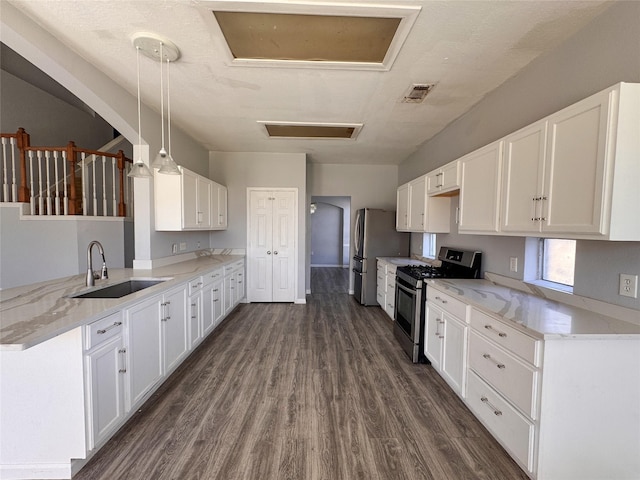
[[159, 42, 165, 151], [167, 58, 172, 156], [136, 46, 142, 158]]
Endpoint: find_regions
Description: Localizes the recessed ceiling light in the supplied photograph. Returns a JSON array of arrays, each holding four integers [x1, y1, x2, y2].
[[258, 122, 363, 140], [200, 1, 421, 71]]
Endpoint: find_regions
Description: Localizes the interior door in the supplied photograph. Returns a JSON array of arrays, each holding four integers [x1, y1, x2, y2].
[[248, 189, 297, 302]]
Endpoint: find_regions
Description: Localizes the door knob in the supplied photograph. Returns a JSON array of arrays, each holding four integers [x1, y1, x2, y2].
[[274, 251, 278, 255], [267, 251, 271, 255]]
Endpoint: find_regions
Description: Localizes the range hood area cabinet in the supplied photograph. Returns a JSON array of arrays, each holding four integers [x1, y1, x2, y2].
[[455, 82, 640, 240], [154, 167, 227, 231], [396, 175, 451, 233]]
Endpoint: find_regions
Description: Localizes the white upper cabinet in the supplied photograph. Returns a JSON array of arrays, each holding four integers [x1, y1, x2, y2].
[[396, 183, 410, 231], [501, 120, 548, 233], [397, 177, 450, 233], [154, 167, 227, 231], [500, 82, 640, 240], [458, 140, 504, 234], [427, 160, 460, 196]]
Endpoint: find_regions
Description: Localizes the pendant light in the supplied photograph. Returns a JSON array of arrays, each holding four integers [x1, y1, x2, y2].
[[128, 44, 153, 178], [132, 33, 181, 175], [158, 57, 180, 175]]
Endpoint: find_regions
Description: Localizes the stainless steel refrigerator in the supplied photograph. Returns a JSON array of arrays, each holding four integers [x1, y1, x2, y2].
[[353, 208, 410, 306]]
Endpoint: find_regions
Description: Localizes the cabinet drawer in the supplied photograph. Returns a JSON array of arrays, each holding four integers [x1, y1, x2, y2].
[[469, 331, 538, 418], [467, 370, 535, 473], [86, 313, 123, 350], [188, 276, 204, 295], [427, 287, 466, 319], [202, 268, 223, 287], [470, 308, 540, 366]]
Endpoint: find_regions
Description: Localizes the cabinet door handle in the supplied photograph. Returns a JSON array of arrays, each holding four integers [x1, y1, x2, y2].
[[484, 324, 507, 338], [480, 396, 502, 416], [482, 353, 506, 369], [118, 347, 127, 373], [97, 321, 122, 334]]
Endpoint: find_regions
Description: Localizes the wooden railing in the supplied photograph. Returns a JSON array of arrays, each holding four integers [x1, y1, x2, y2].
[[1, 128, 133, 217]]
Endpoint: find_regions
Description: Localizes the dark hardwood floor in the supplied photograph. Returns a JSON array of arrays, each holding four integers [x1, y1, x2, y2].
[[75, 268, 528, 480]]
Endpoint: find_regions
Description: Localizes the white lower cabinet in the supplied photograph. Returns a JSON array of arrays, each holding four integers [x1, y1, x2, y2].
[[125, 295, 163, 411], [375, 259, 398, 320], [202, 268, 224, 334], [84, 313, 126, 451], [424, 286, 468, 397], [224, 259, 245, 315], [188, 277, 204, 349]]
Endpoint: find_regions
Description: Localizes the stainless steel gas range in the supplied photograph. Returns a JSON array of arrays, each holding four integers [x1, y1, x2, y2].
[[394, 247, 481, 363]]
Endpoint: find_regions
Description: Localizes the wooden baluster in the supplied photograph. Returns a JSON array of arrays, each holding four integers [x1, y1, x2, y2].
[[102, 155, 107, 216], [1, 137, 8, 201], [53, 151, 60, 215], [17, 128, 30, 203], [67, 141, 78, 215], [37, 150, 44, 215], [62, 150, 68, 215], [28, 150, 35, 214], [111, 157, 117, 216], [45, 150, 52, 215], [117, 151, 126, 217], [88, 152, 94, 216]]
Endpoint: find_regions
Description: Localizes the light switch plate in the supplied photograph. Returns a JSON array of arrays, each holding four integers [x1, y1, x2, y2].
[[509, 257, 518, 272], [619, 274, 638, 298]]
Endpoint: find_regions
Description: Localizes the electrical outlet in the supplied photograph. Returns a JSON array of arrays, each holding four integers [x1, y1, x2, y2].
[[179, 242, 187, 251], [172, 243, 178, 254], [197, 241, 201, 249], [619, 274, 638, 298], [509, 257, 518, 272]]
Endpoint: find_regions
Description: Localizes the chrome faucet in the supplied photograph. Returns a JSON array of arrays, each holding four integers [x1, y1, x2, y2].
[[86, 240, 108, 287]]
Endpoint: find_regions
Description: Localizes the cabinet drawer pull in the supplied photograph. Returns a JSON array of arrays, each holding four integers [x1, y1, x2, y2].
[[435, 296, 448, 304], [480, 396, 502, 416], [97, 321, 122, 334], [482, 353, 506, 369], [484, 324, 507, 338]]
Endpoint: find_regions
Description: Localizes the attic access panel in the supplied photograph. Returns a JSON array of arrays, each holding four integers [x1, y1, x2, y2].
[[213, 12, 400, 63], [203, 2, 421, 71], [259, 122, 363, 140]]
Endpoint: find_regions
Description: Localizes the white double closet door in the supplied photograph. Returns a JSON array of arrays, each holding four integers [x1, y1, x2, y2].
[[247, 188, 297, 302]]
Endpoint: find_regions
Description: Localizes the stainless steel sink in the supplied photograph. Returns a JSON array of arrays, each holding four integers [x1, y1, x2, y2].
[[70, 279, 168, 299]]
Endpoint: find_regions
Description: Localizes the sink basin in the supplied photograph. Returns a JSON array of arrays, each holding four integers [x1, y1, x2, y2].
[[70, 279, 168, 299]]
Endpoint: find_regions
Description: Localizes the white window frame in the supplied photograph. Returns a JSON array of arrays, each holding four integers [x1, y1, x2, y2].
[[422, 233, 437, 258]]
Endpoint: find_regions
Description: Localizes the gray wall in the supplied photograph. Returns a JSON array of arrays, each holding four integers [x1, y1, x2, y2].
[[0, 204, 127, 289], [311, 195, 351, 267], [208, 151, 307, 302], [310, 202, 342, 266], [1, 70, 114, 150], [399, 1, 640, 310]]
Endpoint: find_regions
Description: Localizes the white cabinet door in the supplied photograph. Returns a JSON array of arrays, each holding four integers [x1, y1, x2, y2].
[[396, 183, 410, 231], [424, 302, 444, 371], [501, 121, 547, 233], [126, 296, 163, 411], [86, 335, 125, 450], [188, 293, 202, 349], [427, 160, 461, 195], [408, 177, 426, 231], [543, 89, 611, 234], [182, 169, 199, 229], [211, 278, 224, 326], [247, 189, 296, 303], [459, 141, 503, 233], [441, 315, 468, 396], [213, 183, 228, 229], [196, 176, 212, 228], [224, 270, 235, 314], [161, 286, 188, 375]]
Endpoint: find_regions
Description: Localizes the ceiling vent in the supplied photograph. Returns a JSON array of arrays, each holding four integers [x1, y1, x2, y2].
[[401, 84, 436, 103]]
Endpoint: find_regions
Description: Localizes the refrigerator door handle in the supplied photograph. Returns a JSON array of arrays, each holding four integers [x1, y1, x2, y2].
[[354, 211, 361, 253]]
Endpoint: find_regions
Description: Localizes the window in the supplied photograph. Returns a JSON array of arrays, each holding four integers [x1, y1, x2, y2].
[[541, 239, 576, 287], [423, 233, 436, 258]]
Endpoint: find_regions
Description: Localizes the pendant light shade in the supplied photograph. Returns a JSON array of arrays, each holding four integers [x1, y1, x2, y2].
[[128, 45, 152, 178]]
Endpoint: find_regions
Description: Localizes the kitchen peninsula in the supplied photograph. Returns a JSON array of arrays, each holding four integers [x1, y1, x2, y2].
[[424, 276, 640, 480], [0, 252, 245, 479]]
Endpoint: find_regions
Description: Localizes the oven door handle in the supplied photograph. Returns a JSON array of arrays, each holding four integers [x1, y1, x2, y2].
[[396, 281, 417, 297]]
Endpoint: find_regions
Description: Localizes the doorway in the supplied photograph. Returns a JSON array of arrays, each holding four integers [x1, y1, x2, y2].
[[309, 195, 350, 293]]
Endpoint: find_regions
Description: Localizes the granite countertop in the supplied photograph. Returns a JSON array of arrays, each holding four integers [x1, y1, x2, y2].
[[377, 256, 431, 267], [0, 253, 244, 351], [428, 278, 640, 340]]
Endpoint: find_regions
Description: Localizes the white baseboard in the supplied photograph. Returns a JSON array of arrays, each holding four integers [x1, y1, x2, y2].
[[0, 463, 72, 479]]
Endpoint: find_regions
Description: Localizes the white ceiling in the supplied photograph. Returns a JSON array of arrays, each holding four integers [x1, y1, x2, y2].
[[6, 0, 612, 165]]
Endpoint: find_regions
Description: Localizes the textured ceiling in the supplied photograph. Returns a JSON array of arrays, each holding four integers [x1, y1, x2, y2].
[[6, 0, 612, 165]]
